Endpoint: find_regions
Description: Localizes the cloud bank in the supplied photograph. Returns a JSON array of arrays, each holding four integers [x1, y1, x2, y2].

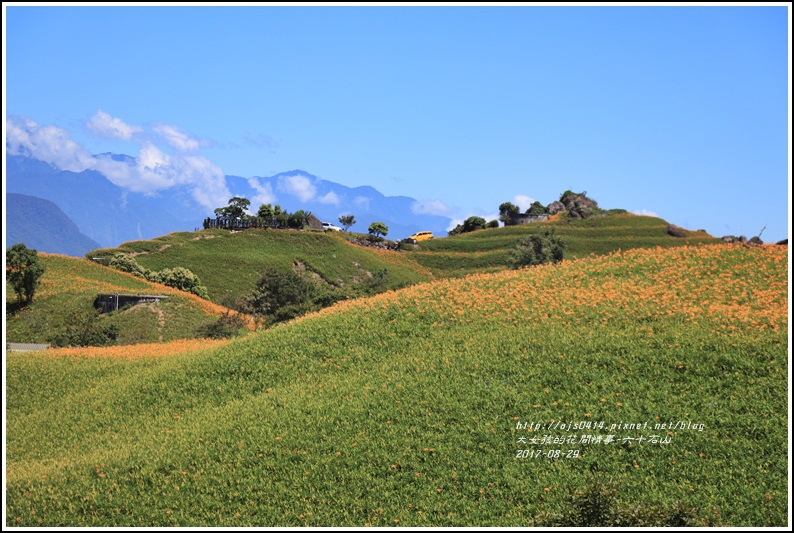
[[6, 113, 230, 211]]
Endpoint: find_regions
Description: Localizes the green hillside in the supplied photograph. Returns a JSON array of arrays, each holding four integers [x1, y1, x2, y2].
[[88, 228, 434, 305], [406, 213, 722, 276], [6, 244, 787, 526], [5, 254, 245, 346]]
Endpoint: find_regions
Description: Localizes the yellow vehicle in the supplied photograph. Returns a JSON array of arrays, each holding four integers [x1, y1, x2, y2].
[[404, 231, 434, 244]]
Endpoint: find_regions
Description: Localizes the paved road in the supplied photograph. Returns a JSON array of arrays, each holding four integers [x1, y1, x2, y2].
[[6, 343, 50, 352]]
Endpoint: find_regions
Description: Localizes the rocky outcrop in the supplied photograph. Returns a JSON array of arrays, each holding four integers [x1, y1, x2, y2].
[[667, 225, 687, 238], [350, 237, 400, 251], [559, 191, 599, 219], [546, 201, 566, 215]]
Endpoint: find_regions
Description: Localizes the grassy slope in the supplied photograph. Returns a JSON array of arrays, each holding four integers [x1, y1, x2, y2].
[[6, 244, 787, 526], [5, 254, 242, 346], [408, 213, 722, 276], [89, 228, 434, 303]]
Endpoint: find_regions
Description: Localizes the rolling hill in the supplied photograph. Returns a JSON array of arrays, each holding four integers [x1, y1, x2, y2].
[[5, 253, 248, 346], [6, 243, 787, 526], [88, 228, 435, 305]]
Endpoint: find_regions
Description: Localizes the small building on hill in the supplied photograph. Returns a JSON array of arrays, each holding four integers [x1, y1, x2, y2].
[[509, 213, 549, 225], [94, 293, 169, 313]]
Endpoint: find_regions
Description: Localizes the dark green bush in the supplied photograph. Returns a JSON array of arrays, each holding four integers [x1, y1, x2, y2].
[[196, 312, 248, 339], [530, 476, 701, 527], [509, 229, 566, 269], [243, 269, 316, 322], [149, 267, 210, 299]]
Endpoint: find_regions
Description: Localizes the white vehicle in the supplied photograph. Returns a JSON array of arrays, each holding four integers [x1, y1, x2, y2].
[[322, 222, 343, 231]]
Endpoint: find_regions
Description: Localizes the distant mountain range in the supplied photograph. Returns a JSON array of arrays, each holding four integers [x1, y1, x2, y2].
[[4, 154, 453, 251], [6, 193, 102, 257]]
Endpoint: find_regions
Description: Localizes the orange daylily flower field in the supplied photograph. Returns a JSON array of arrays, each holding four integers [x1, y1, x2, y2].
[[6, 243, 788, 526]]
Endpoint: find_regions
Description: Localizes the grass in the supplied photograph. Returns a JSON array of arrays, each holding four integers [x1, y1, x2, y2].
[[6, 243, 787, 526], [89, 228, 434, 304], [5, 254, 245, 346], [407, 213, 722, 276]]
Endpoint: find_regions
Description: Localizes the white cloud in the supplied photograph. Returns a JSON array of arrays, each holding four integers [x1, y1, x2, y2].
[[278, 174, 317, 202], [248, 178, 278, 206], [353, 196, 371, 210], [7, 115, 230, 212], [633, 209, 659, 217], [318, 191, 341, 206], [139, 141, 171, 169], [6, 116, 95, 172], [513, 195, 535, 211], [86, 110, 142, 140], [178, 155, 231, 210], [153, 124, 201, 152], [411, 199, 451, 217]]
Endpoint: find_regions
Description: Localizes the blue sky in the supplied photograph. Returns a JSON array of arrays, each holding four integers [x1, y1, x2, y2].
[[3, 4, 791, 242]]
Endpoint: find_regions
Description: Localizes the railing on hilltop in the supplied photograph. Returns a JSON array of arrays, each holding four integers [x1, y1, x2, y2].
[[203, 216, 282, 230]]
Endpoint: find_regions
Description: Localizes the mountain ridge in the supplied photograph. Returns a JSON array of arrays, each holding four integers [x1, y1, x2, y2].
[[6, 193, 102, 257], [5, 154, 453, 248]]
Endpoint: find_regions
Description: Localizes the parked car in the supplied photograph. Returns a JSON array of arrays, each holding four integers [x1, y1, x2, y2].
[[322, 222, 343, 231], [403, 231, 434, 244]]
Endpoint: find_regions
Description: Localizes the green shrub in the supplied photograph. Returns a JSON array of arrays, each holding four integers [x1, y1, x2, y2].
[[508, 229, 566, 269], [150, 267, 210, 299], [196, 312, 248, 339], [531, 476, 701, 527], [527, 201, 547, 215], [108, 253, 151, 278]]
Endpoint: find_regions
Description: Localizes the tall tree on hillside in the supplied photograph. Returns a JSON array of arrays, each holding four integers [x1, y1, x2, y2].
[[499, 202, 520, 226], [339, 214, 356, 232], [7, 243, 45, 305], [214, 196, 251, 226], [368, 222, 389, 238], [257, 203, 275, 226]]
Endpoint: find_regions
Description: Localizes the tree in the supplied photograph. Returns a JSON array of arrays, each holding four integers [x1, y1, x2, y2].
[[462, 216, 487, 233], [339, 214, 356, 231], [257, 203, 275, 226], [243, 269, 316, 324], [509, 230, 566, 269], [6, 243, 45, 305], [499, 202, 520, 226], [287, 209, 308, 229], [368, 222, 389, 238], [214, 196, 251, 226]]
